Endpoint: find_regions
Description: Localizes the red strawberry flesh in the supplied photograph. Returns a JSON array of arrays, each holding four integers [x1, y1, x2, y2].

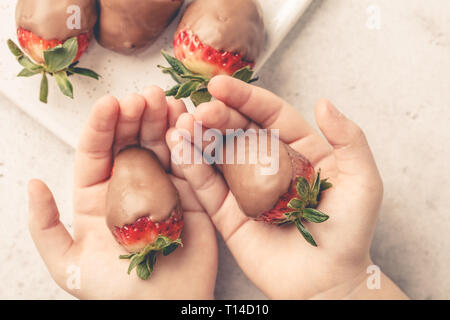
[[113, 205, 183, 253]]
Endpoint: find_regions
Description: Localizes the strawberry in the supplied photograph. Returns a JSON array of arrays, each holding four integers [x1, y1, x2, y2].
[[173, 29, 254, 78], [106, 148, 184, 280], [16, 28, 90, 65], [173, 0, 264, 78], [8, 0, 99, 103], [159, 0, 265, 106], [221, 131, 332, 247], [257, 157, 332, 247], [158, 51, 258, 107], [113, 211, 183, 254], [113, 208, 183, 280]]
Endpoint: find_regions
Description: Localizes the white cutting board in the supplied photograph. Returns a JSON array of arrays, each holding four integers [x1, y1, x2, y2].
[[0, 0, 312, 148]]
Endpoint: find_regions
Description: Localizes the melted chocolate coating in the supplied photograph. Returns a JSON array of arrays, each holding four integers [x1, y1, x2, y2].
[[177, 0, 265, 62], [96, 0, 184, 54], [16, 0, 97, 40], [221, 131, 292, 218], [106, 148, 179, 230]]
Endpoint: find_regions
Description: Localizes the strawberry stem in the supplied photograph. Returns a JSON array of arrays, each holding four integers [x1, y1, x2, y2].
[[288, 170, 332, 247], [7, 38, 100, 103], [119, 235, 182, 280]]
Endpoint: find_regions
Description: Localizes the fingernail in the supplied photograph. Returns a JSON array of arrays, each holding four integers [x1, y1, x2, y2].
[[326, 101, 341, 117]]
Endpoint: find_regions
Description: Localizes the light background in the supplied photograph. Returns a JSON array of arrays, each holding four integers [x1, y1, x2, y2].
[[0, 0, 449, 299]]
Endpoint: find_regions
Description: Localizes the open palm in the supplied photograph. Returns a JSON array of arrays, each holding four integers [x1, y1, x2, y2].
[[28, 87, 217, 299], [167, 76, 385, 299]]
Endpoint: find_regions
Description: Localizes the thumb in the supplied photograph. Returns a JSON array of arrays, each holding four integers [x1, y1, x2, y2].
[[315, 99, 380, 179], [28, 179, 74, 280]]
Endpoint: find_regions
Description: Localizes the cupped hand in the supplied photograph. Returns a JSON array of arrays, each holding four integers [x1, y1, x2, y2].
[[167, 76, 407, 299], [28, 87, 217, 299]]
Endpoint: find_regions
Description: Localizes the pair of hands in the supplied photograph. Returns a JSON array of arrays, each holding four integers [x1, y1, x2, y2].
[[28, 76, 407, 299]]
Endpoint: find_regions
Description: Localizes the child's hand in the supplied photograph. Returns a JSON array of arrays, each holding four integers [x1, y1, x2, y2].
[[167, 76, 408, 299], [28, 87, 217, 299]]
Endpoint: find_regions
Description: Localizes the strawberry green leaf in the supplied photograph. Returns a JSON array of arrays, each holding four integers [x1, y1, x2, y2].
[[161, 50, 192, 75], [158, 66, 186, 84], [119, 253, 135, 259], [165, 84, 181, 97], [296, 177, 310, 200], [295, 219, 317, 247], [17, 68, 40, 77], [18, 56, 43, 72], [175, 80, 201, 99], [54, 71, 74, 99], [44, 37, 78, 72], [312, 170, 322, 195], [320, 179, 333, 192], [232, 66, 254, 83], [163, 243, 179, 256], [7, 39, 24, 57], [190, 88, 212, 107], [303, 208, 329, 223], [127, 254, 146, 274], [147, 252, 156, 273], [180, 74, 210, 82], [284, 211, 301, 220], [155, 235, 172, 250], [69, 67, 101, 80], [288, 198, 303, 210], [136, 261, 151, 280], [39, 73, 48, 104]]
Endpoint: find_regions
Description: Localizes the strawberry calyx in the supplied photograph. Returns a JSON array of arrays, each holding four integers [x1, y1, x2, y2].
[[7, 38, 100, 103], [284, 169, 333, 247], [119, 235, 183, 280], [158, 50, 258, 107]]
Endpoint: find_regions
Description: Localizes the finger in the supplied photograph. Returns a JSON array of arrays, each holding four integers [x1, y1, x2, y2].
[[141, 85, 170, 168], [167, 98, 187, 127], [175, 113, 223, 153], [167, 99, 188, 176], [28, 180, 74, 280], [193, 100, 251, 133], [315, 99, 379, 177], [166, 127, 229, 215], [170, 175, 204, 212], [75, 95, 120, 188], [113, 93, 146, 154], [208, 76, 317, 143], [288, 133, 333, 167]]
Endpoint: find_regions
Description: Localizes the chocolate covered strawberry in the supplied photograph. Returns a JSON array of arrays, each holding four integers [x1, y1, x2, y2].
[[8, 0, 99, 103], [221, 131, 332, 247], [159, 0, 265, 106], [96, 0, 184, 54], [175, 0, 264, 77], [106, 147, 183, 280]]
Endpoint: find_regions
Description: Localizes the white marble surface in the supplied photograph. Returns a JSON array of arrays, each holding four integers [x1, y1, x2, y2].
[[1, 0, 449, 299]]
